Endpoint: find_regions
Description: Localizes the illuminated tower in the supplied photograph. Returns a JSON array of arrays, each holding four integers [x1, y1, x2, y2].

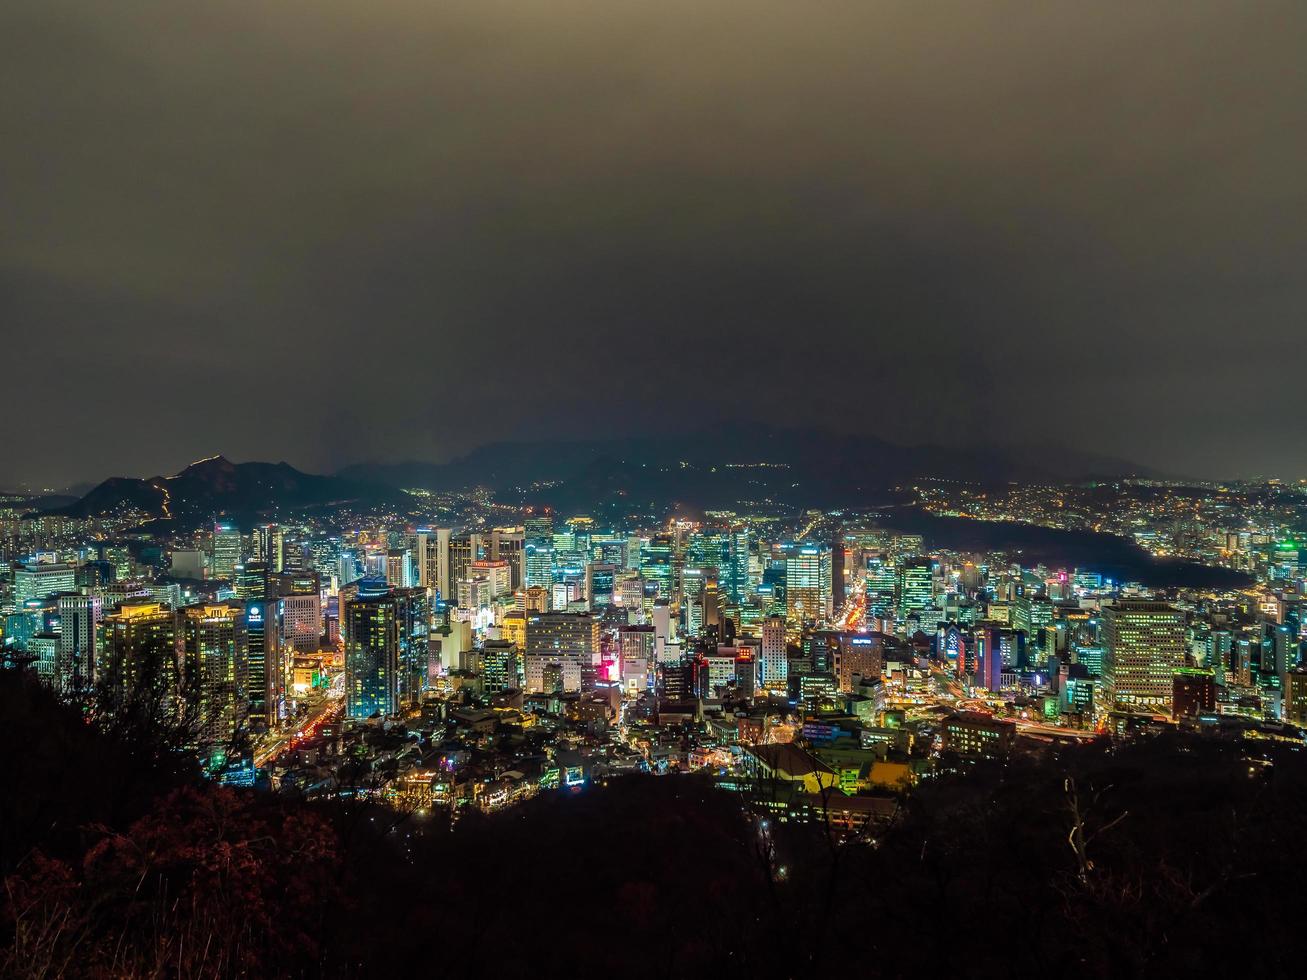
[[343, 582, 429, 719], [212, 524, 243, 580], [56, 593, 101, 693], [897, 559, 934, 616], [102, 602, 180, 711], [1103, 599, 1186, 712], [244, 597, 285, 732], [180, 602, 249, 746], [785, 544, 832, 624], [760, 614, 788, 689]]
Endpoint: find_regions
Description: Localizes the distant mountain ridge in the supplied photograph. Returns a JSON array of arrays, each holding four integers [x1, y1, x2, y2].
[[46, 429, 1156, 525], [338, 425, 1158, 510], [47, 456, 407, 527]]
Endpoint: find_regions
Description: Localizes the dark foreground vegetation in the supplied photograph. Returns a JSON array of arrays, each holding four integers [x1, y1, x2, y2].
[[3, 666, 1305, 979]]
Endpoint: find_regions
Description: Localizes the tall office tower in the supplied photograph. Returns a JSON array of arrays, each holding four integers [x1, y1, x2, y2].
[[244, 597, 285, 732], [834, 633, 884, 693], [714, 529, 750, 604], [524, 511, 554, 544], [618, 624, 656, 668], [406, 531, 442, 592], [448, 534, 480, 607], [15, 563, 77, 605], [640, 535, 675, 601], [684, 580, 706, 639], [56, 593, 102, 693], [343, 583, 429, 719], [480, 640, 521, 694], [406, 532, 429, 588], [586, 562, 619, 609], [523, 513, 554, 589], [651, 601, 673, 660], [1269, 621, 1300, 681], [523, 612, 599, 693], [458, 576, 494, 611], [1103, 599, 1186, 712], [490, 529, 526, 590], [1014, 593, 1055, 651], [252, 524, 285, 574], [785, 544, 832, 624], [276, 572, 323, 652], [280, 537, 307, 572], [180, 602, 248, 746], [897, 558, 935, 616], [525, 541, 554, 591], [831, 525, 846, 612], [760, 614, 788, 689], [595, 537, 627, 568], [864, 556, 897, 619], [386, 548, 416, 589], [1284, 670, 1307, 727], [234, 559, 269, 601], [102, 602, 180, 710], [974, 625, 1005, 692], [469, 559, 513, 600], [211, 524, 242, 580], [616, 574, 646, 613], [430, 528, 452, 602]]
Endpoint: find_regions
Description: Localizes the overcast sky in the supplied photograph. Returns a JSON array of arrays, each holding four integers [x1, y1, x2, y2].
[[3, 0, 1305, 488]]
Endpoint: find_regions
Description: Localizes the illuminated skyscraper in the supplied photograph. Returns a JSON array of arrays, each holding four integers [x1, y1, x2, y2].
[[490, 529, 526, 591], [586, 562, 618, 609], [897, 559, 934, 615], [15, 563, 76, 605], [244, 597, 285, 732], [343, 583, 429, 719], [524, 612, 598, 693], [760, 614, 788, 688], [1284, 670, 1307, 727], [640, 535, 675, 601], [252, 524, 284, 574], [276, 572, 323, 653], [211, 524, 242, 580], [1103, 599, 1186, 712], [180, 603, 248, 746], [235, 560, 269, 601], [524, 512, 555, 590], [864, 556, 897, 620], [56, 593, 101, 693], [785, 544, 832, 624], [480, 640, 521, 694], [102, 602, 180, 711]]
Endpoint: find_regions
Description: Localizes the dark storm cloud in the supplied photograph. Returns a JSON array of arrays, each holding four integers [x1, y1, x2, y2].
[[2, 0, 1305, 487]]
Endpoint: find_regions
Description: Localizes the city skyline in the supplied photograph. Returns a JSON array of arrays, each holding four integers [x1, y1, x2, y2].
[[4, 0, 1307, 488]]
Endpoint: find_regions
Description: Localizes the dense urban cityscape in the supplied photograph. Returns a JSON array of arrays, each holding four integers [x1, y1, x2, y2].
[[7, 461, 1307, 799], [5, 456, 1307, 974], [6, 0, 1307, 975]]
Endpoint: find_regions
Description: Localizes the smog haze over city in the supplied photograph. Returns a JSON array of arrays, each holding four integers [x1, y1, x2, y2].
[[4, 0, 1307, 489], [4, 3, 1307, 979]]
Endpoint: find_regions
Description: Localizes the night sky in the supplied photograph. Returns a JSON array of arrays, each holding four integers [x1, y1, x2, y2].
[[3, 1, 1305, 489]]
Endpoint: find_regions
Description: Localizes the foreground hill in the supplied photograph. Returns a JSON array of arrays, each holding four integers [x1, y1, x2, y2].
[[2, 667, 1305, 979]]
